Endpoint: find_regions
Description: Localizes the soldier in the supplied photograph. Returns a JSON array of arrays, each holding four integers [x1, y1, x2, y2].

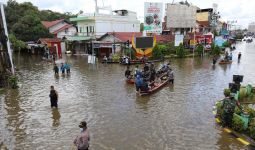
[[221, 89, 242, 127]]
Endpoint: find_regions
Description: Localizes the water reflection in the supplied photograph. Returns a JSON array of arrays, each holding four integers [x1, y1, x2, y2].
[[51, 108, 61, 127]]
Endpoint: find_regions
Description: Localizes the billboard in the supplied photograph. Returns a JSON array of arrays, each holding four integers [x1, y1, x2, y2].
[[174, 34, 184, 46], [135, 37, 153, 49], [144, 2, 163, 34]]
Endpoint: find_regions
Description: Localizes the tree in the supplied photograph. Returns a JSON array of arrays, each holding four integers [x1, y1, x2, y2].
[[9, 34, 26, 51], [152, 44, 163, 59], [211, 44, 221, 56], [12, 12, 52, 41], [4, 0, 76, 42], [176, 43, 185, 58]]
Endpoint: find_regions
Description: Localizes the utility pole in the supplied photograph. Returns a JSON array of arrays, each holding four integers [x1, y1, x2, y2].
[[0, 3, 14, 75]]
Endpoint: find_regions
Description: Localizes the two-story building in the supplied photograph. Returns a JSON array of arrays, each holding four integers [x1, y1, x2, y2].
[[68, 9, 140, 54], [42, 19, 77, 39]]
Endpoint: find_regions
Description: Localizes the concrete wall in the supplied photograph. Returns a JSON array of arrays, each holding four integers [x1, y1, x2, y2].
[[166, 4, 197, 28], [57, 26, 77, 38]]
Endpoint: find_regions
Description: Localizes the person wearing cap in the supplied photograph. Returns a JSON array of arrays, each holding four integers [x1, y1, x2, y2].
[[221, 89, 242, 127], [73, 121, 90, 150]]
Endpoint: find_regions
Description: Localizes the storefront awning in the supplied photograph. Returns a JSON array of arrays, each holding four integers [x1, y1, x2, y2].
[[67, 36, 91, 41]]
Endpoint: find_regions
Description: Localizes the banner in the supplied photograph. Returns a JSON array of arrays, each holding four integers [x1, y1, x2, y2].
[[144, 2, 163, 34], [174, 34, 184, 46]]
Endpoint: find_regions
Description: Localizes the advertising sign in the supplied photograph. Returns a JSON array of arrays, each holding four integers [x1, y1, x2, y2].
[[144, 2, 163, 34], [174, 34, 184, 46]]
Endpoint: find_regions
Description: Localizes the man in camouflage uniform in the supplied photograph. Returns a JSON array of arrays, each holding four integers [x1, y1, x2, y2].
[[221, 90, 241, 127]]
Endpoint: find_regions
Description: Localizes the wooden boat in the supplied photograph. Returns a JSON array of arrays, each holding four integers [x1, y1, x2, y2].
[[101, 60, 119, 64], [219, 60, 232, 65], [138, 77, 170, 96], [126, 78, 135, 84], [120, 59, 164, 65]]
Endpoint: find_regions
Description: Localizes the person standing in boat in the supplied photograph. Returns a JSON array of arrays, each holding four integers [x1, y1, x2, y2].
[[53, 64, 59, 75], [149, 64, 156, 82], [135, 75, 143, 92], [73, 121, 90, 150], [49, 86, 58, 108], [167, 69, 174, 84]]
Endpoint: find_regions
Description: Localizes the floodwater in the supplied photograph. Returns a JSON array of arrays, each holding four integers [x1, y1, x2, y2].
[[0, 41, 255, 150]]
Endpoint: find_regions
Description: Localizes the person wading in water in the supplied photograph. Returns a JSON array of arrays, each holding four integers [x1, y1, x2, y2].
[[73, 121, 90, 150], [49, 86, 58, 108]]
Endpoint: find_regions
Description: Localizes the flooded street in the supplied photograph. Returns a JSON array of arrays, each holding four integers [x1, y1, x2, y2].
[[1, 41, 255, 150]]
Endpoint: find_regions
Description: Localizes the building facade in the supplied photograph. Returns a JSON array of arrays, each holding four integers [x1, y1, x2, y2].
[[70, 10, 140, 38], [42, 19, 77, 39], [248, 23, 255, 33], [68, 9, 140, 54], [166, 3, 197, 35]]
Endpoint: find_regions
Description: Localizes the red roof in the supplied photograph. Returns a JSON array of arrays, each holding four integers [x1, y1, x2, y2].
[[38, 38, 61, 44], [106, 32, 173, 43], [52, 24, 74, 34], [41, 19, 64, 28]]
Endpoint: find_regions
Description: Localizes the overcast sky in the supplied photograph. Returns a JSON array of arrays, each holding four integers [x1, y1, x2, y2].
[[12, 0, 255, 28]]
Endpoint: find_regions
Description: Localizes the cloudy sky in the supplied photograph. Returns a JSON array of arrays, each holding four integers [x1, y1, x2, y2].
[[12, 0, 255, 28]]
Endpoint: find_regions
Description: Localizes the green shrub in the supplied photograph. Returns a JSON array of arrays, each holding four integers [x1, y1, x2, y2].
[[124, 49, 135, 60], [196, 44, 204, 56], [112, 53, 121, 62], [249, 125, 255, 139], [211, 45, 221, 56], [152, 44, 163, 59], [176, 43, 185, 58], [234, 107, 242, 115], [232, 115, 245, 132], [245, 107, 255, 118], [8, 75, 18, 89], [216, 101, 223, 117], [223, 41, 231, 48], [224, 88, 231, 97]]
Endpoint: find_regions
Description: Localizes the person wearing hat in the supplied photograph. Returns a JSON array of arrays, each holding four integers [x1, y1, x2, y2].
[[73, 121, 90, 150], [221, 89, 242, 127]]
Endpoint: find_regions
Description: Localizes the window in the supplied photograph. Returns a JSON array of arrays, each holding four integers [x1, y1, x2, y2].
[[79, 27, 82, 33], [65, 29, 68, 34], [86, 26, 89, 36]]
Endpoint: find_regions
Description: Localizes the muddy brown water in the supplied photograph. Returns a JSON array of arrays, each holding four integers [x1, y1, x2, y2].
[[1, 42, 255, 150]]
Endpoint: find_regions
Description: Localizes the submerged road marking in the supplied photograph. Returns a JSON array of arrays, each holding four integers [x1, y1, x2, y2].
[[215, 118, 221, 123], [224, 128, 232, 133], [214, 117, 255, 147], [237, 138, 250, 146]]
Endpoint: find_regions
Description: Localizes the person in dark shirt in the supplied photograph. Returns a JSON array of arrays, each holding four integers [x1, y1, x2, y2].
[[125, 67, 132, 79], [53, 64, 59, 75], [49, 86, 58, 108]]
